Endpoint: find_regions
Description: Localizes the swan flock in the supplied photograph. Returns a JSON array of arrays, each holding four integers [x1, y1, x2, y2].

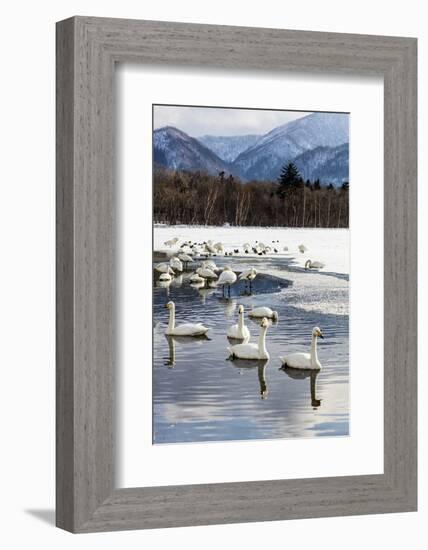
[[157, 236, 327, 370], [163, 301, 324, 370]]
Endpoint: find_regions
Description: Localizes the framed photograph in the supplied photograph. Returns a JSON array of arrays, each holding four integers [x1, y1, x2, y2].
[[56, 17, 417, 532]]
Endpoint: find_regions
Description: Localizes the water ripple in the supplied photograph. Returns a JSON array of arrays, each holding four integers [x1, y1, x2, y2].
[[153, 256, 349, 444]]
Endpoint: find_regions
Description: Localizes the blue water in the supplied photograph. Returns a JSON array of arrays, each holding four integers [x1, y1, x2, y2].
[[153, 256, 349, 444]]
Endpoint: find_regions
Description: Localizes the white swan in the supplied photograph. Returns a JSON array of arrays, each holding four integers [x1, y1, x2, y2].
[[227, 305, 250, 340], [196, 267, 218, 281], [165, 301, 209, 336], [177, 253, 193, 269], [159, 272, 172, 282], [201, 259, 219, 272], [204, 242, 216, 254], [217, 267, 237, 296], [189, 272, 204, 283], [298, 244, 308, 254], [228, 317, 270, 360], [169, 256, 183, 272], [239, 267, 257, 292], [213, 242, 224, 254], [305, 259, 325, 270], [239, 267, 257, 282], [249, 306, 278, 321], [155, 262, 174, 274], [164, 237, 179, 247], [280, 327, 324, 369]]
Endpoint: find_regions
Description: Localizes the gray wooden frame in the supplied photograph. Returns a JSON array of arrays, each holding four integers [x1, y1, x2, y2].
[[56, 16, 417, 533]]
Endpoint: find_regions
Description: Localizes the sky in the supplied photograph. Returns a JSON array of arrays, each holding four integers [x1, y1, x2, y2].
[[153, 105, 310, 137]]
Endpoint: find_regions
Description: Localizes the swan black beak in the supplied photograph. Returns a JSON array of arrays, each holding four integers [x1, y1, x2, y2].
[[319, 333, 324, 339]]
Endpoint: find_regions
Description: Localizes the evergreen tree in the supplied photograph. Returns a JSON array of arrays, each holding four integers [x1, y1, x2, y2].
[[277, 163, 303, 198]]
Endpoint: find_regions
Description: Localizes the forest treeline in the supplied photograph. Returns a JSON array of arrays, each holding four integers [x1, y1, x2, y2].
[[153, 163, 349, 228]]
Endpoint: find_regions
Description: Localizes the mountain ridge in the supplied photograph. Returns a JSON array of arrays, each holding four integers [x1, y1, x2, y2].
[[153, 126, 235, 176], [153, 112, 349, 185], [197, 134, 261, 163], [233, 112, 349, 181]]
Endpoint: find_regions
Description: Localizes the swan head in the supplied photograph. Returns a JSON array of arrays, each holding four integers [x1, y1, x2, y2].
[[260, 317, 269, 328], [305, 259, 311, 270], [238, 305, 244, 314], [165, 301, 175, 310], [313, 326, 324, 339]]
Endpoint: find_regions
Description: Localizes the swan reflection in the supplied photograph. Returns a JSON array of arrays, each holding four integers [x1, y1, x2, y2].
[[230, 358, 269, 399], [164, 333, 210, 368], [280, 366, 321, 408], [218, 297, 237, 318], [155, 279, 171, 295], [170, 274, 183, 287], [197, 285, 217, 304]]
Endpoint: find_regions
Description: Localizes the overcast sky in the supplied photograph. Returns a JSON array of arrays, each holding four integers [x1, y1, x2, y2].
[[153, 105, 310, 137]]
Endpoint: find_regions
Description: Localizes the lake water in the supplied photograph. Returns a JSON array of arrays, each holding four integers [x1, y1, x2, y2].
[[153, 255, 349, 444]]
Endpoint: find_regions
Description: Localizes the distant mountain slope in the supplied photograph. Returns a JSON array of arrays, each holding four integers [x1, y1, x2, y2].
[[293, 143, 349, 186], [153, 126, 233, 176], [198, 134, 261, 163], [153, 112, 349, 185], [233, 112, 349, 182]]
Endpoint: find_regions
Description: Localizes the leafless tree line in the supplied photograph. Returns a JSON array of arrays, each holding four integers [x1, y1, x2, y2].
[[153, 167, 349, 228]]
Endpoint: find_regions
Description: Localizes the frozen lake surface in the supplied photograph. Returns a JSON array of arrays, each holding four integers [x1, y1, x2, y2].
[[153, 226, 349, 444]]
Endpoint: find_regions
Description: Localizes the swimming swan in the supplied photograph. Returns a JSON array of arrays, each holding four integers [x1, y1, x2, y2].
[[159, 272, 173, 282], [280, 327, 324, 369], [305, 259, 325, 270], [165, 301, 209, 336], [227, 317, 270, 360], [227, 305, 250, 340], [249, 306, 278, 321], [298, 244, 308, 253]]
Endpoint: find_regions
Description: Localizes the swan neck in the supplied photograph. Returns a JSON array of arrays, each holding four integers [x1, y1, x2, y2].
[[258, 326, 267, 355], [310, 334, 318, 366], [168, 306, 175, 331], [238, 310, 244, 334]]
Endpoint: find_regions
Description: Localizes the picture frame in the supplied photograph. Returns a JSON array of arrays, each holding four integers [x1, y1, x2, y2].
[[56, 16, 417, 533]]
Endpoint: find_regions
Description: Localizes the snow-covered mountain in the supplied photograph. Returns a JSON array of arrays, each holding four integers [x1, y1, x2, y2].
[[233, 112, 349, 182], [293, 143, 349, 186], [197, 134, 260, 163], [153, 126, 233, 176], [153, 113, 349, 185]]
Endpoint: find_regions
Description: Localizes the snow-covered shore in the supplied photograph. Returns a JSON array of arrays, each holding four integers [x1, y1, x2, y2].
[[154, 225, 349, 276]]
